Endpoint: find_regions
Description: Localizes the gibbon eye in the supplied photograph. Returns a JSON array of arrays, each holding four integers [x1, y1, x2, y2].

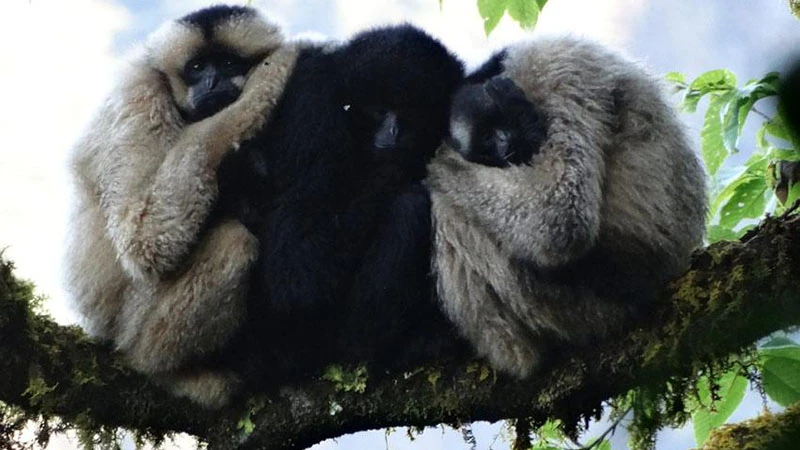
[[494, 129, 510, 144], [223, 58, 234, 68], [186, 60, 204, 75]]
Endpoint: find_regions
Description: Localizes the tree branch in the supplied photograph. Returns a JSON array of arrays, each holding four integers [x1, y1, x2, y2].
[[699, 402, 800, 450], [1, 211, 799, 449]]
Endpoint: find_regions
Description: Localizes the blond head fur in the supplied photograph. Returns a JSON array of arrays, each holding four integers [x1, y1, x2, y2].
[[65, 6, 299, 407]]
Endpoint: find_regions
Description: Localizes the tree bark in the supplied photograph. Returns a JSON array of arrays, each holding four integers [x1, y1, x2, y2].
[[699, 402, 800, 450], [1, 211, 799, 449]]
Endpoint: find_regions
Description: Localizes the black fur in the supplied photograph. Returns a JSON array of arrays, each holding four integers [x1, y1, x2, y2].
[[217, 25, 469, 385], [450, 76, 547, 167], [330, 26, 468, 369], [180, 5, 255, 39], [215, 45, 355, 383], [466, 50, 507, 83]]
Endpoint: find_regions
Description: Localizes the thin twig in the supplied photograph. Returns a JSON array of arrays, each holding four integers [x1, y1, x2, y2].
[[486, 423, 503, 450], [580, 406, 633, 450], [752, 107, 771, 121]]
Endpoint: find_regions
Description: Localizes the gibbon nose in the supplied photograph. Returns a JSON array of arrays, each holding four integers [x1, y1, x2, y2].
[[375, 112, 400, 148], [205, 72, 221, 89]]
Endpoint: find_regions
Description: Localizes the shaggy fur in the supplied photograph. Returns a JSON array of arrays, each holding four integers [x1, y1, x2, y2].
[[215, 25, 467, 383], [65, 5, 298, 407], [426, 37, 707, 377], [334, 25, 468, 370]]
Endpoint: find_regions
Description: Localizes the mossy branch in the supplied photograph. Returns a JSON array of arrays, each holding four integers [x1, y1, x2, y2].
[[1, 211, 799, 449], [699, 402, 800, 450]]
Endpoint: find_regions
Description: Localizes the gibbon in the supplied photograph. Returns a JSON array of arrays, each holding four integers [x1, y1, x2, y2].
[[214, 25, 468, 383], [65, 5, 298, 407], [426, 37, 707, 377]]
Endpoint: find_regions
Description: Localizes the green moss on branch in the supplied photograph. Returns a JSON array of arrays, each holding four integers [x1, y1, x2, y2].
[[699, 402, 800, 450], [0, 212, 799, 449]]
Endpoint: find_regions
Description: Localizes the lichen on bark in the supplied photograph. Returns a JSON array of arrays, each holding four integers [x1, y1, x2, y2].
[[0, 211, 798, 449]]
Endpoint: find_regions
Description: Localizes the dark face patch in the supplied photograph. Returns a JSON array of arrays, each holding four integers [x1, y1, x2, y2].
[[450, 77, 547, 168], [182, 49, 252, 122]]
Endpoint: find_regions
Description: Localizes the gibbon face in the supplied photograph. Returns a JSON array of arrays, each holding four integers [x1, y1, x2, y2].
[[181, 49, 254, 121], [449, 77, 547, 167], [145, 5, 283, 123]]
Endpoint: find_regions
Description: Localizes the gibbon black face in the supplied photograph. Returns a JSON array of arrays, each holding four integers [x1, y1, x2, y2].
[[353, 105, 401, 150], [336, 24, 464, 174], [449, 77, 546, 167], [182, 50, 253, 121], [350, 104, 430, 163]]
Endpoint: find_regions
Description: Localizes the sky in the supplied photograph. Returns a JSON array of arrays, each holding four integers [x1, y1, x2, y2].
[[0, 0, 798, 449]]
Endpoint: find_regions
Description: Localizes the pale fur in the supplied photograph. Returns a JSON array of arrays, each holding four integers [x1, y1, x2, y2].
[[427, 37, 707, 378], [65, 10, 299, 407]]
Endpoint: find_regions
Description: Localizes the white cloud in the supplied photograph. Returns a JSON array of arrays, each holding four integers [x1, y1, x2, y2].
[[2, 2, 791, 449], [0, 0, 130, 323], [326, 0, 644, 68]]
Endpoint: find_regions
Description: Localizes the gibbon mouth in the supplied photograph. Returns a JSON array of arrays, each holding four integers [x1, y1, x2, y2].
[[203, 90, 239, 107]]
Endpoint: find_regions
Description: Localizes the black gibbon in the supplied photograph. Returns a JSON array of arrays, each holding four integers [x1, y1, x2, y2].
[[65, 5, 299, 407], [332, 26, 469, 370], [426, 37, 707, 377], [215, 25, 468, 384]]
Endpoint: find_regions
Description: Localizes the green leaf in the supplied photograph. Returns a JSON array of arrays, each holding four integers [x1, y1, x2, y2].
[[665, 71, 686, 85], [709, 168, 754, 221], [739, 73, 780, 102], [717, 73, 781, 153], [478, 0, 508, 35], [535, 0, 548, 9], [507, 0, 540, 29], [536, 420, 563, 441], [775, 105, 800, 150], [765, 115, 793, 142], [749, 72, 781, 96], [584, 438, 612, 450], [682, 92, 702, 113], [756, 117, 798, 158], [689, 69, 737, 95], [720, 94, 750, 153], [759, 346, 800, 407], [760, 114, 800, 163], [762, 336, 799, 348], [786, 179, 800, 206], [702, 93, 733, 176], [717, 176, 769, 229], [681, 69, 738, 114], [712, 152, 770, 226], [692, 370, 748, 446], [768, 149, 800, 161], [237, 415, 255, 435], [706, 224, 739, 243]]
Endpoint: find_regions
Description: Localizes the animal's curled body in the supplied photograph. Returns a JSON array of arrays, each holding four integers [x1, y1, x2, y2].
[[427, 37, 707, 377], [215, 24, 468, 383], [64, 6, 298, 407]]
